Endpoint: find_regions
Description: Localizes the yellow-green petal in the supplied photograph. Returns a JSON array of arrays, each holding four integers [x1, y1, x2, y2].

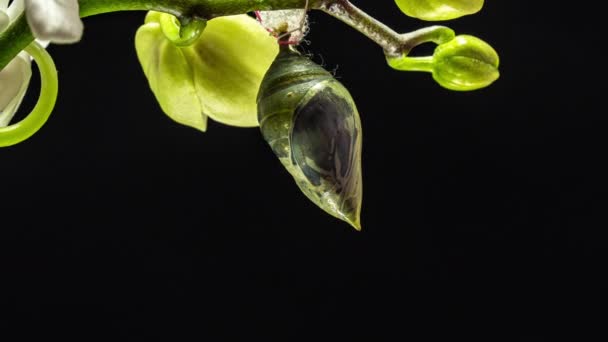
[[144, 10, 162, 25], [135, 12, 278, 131], [135, 14, 207, 131], [182, 15, 278, 127], [395, 0, 484, 21]]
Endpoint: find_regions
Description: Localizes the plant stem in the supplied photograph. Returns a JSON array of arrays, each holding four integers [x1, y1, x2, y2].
[[319, 0, 454, 57], [77, 0, 323, 18], [318, 0, 403, 54], [0, 12, 31, 70], [1, 0, 321, 69], [0, 0, 454, 69], [386, 55, 434, 72]]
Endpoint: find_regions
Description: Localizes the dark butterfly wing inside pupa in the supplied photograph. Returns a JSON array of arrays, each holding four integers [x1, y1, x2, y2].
[[290, 81, 363, 229]]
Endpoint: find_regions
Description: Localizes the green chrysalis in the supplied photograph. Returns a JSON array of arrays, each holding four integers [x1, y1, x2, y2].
[[257, 45, 363, 230]]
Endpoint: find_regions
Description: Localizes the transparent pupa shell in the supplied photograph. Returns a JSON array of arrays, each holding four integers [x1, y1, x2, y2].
[[257, 45, 363, 229]]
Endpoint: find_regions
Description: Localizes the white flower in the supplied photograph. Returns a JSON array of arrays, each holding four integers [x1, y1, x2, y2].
[[1, 0, 30, 127], [1, 0, 83, 127], [0, 54, 31, 127], [0, 3, 8, 32], [25, 0, 83, 44]]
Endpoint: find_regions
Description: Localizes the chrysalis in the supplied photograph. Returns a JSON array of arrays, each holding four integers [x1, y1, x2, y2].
[[257, 45, 363, 230]]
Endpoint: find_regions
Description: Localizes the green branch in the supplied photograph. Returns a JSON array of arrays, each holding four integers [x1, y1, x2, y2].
[[1, 0, 458, 70], [1, 0, 321, 69], [77, 0, 322, 17]]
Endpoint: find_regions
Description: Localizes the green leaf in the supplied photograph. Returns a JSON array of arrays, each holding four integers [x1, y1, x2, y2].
[[395, 0, 484, 21], [135, 12, 278, 131]]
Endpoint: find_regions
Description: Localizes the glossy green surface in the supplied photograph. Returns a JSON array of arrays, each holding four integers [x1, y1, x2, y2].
[[395, 0, 484, 21], [432, 34, 499, 91]]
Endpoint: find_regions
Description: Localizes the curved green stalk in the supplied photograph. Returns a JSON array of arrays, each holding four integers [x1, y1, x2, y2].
[[387, 55, 433, 72], [0, 41, 58, 147]]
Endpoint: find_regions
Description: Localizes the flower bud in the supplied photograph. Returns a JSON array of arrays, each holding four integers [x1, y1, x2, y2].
[[395, 0, 484, 21], [432, 35, 499, 91]]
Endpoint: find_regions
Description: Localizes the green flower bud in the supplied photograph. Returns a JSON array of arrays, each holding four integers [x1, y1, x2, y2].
[[395, 0, 484, 21], [432, 35, 499, 91], [386, 34, 499, 91]]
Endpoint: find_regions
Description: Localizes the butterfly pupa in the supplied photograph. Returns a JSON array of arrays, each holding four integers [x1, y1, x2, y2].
[[257, 45, 363, 230]]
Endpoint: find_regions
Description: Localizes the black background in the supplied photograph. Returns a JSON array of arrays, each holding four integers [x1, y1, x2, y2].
[[1, 1, 605, 339]]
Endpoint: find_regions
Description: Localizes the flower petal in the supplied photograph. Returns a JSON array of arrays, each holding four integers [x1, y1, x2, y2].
[[0, 10, 8, 32], [135, 13, 278, 130], [182, 15, 278, 127], [7, 0, 24, 19], [135, 13, 207, 131], [25, 0, 83, 43], [0, 54, 32, 127]]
